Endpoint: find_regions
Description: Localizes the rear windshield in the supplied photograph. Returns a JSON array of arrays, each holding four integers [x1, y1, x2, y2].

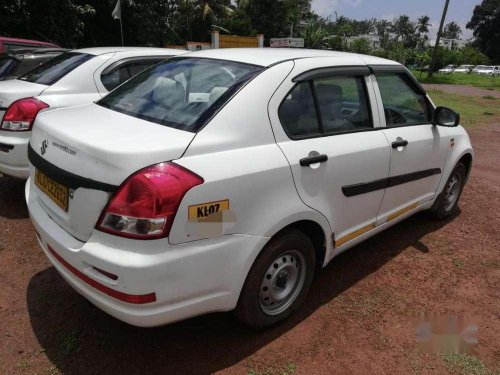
[[0, 56, 19, 80], [18, 52, 93, 85], [98, 57, 263, 132]]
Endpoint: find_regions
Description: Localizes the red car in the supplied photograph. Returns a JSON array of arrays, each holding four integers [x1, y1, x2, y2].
[[0, 36, 59, 53]]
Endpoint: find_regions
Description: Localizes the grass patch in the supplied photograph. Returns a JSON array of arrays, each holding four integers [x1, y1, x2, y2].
[[427, 89, 500, 127], [482, 95, 497, 100], [410, 70, 500, 90], [441, 353, 494, 375], [248, 362, 297, 375]]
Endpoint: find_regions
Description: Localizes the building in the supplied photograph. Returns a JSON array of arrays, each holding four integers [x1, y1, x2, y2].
[[428, 38, 467, 50]]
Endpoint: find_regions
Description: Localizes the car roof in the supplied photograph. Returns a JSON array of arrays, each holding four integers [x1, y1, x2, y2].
[[0, 36, 59, 47], [6, 48, 68, 56], [179, 48, 400, 67], [73, 46, 187, 56]]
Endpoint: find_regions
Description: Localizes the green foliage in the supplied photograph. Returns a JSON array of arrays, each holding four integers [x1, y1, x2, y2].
[[0, 0, 95, 47], [442, 21, 462, 39], [466, 0, 500, 63], [428, 46, 490, 70], [348, 37, 372, 54], [412, 70, 500, 90]]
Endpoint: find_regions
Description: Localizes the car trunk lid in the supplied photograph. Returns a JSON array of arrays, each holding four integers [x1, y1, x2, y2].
[[0, 79, 47, 121], [29, 103, 195, 242]]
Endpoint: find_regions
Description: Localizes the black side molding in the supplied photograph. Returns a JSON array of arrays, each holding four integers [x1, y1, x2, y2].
[[0, 142, 14, 150], [342, 168, 442, 197], [28, 144, 118, 192]]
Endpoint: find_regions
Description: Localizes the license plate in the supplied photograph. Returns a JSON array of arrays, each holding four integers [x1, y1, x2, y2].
[[35, 169, 69, 211]]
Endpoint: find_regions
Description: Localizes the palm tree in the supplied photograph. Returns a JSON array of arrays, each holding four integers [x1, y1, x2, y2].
[[179, 0, 233, 41], [416, 15, 431, 35], [182, 0, 233, 22]]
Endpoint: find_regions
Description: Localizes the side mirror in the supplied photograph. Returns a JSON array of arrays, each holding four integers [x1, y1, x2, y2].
[[433, 106, 460, 127]]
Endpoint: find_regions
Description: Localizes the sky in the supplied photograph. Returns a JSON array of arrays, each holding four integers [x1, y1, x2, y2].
[[310, 0, 482, 40]]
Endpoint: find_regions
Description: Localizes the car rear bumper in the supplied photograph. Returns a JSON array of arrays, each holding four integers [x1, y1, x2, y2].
[[0, 131, 29, 178], [26, 178, 268, 327]]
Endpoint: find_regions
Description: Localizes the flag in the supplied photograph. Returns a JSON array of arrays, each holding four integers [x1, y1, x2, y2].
[[112, 0, 121, 20]]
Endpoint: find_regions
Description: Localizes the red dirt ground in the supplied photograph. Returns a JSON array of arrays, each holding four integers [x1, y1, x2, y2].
[[0, 118, 499, 374]]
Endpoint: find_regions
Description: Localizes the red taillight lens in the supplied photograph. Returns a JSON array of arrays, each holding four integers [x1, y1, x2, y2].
[[1, 97, 49, 131], [97, 162, 203, 239]]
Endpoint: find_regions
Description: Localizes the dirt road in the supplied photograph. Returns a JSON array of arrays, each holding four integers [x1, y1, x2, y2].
[[0, 122, 499, 374]]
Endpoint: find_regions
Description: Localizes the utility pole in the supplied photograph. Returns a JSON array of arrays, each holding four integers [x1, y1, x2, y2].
[[428, 0, 450, 78]]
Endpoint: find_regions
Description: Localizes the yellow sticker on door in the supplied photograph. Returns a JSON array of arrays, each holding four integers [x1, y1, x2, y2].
[[188, 200, 230, 221]]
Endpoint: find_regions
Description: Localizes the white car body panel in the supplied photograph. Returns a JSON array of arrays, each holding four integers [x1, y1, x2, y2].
[[25, 49, 473, 326], [0, 47, 186, 178], [377, 124, 449, 220], [268, 57, 392, 250], [30, 103, 195, 241]]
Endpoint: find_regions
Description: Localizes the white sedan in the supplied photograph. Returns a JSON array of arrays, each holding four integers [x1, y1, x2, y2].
[[0, 47, 186, 178], [475, 65, 499, 76], [438, 64, 456, 74], [454, 65, 474, 73], [26, 49, 473, 328]]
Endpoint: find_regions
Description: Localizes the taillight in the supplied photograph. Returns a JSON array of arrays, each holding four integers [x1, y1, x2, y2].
[[96, 162, 203, 239], [1, 97, 49, 131]]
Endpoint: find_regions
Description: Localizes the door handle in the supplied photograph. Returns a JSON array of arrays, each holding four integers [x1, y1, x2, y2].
[[391, 139, 408, 149], [300, 154, 328, 166]]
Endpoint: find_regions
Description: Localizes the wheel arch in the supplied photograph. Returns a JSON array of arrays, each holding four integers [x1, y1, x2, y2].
[[458, 152, 473, 182]]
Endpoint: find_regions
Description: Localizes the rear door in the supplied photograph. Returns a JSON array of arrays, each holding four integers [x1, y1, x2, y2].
[[372, 67, 449, 222], [269, 58, 391, 250]]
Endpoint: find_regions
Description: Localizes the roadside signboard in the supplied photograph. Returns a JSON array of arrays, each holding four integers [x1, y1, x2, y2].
[[270, 38, 305, 48]]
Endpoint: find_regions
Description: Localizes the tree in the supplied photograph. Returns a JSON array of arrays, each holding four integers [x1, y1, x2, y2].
[[442, 21, 462, 39], [233, 0, 311, 43], [415, 15, 431, 49], [416, 15, 431, 34], [375, 19, 393, 49], [0, 0, 95, 47], [348, 37, 372, 54], [467, 0, 500, 63], [391, 15, 418, 48], [302, 19, 328, 49]]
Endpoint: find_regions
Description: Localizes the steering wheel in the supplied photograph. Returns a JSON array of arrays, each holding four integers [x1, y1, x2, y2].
[[384, 108, 407, 125]]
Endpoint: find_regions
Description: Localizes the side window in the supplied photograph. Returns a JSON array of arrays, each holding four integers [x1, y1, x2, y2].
[[101, 59, 164, 91], [376, 73, 430, 126], [313, 76, 371, 134], [278, 81, 321, 137]]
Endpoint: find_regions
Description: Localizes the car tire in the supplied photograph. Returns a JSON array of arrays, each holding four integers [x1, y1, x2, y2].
[[432, 162, 466, 220], [235, 228, 316, 328]]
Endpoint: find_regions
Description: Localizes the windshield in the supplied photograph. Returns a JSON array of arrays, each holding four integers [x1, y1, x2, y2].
[[19, 52, 93, 86], [98, 57, 263, 132], [0, 56, 19, 80]]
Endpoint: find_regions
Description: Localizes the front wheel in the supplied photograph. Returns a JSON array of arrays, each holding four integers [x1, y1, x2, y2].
[[235, 228, 316, 328], [432, 162, 466, 219]]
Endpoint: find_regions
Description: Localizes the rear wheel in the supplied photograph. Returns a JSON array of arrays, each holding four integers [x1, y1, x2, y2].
[[235, 228, 316, 328], [432, 162, 466, 219]]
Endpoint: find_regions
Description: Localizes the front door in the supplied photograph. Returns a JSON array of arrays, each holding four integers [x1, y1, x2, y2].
[[373, 71, 449, 221], [269, 58, 391, 250]]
